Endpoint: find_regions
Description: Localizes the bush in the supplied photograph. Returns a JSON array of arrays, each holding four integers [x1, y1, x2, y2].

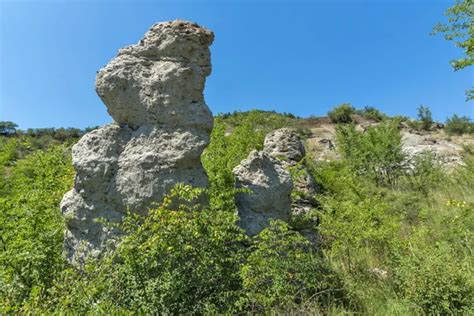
[[29, 185, 248, 314], [402, 151, 445, 196], [0, 145, 73, 310], [335, 122, 405, 185], [445, 114, 473, 135], [1, 110, 473, 314], [239, 221, 344, 312], [392, 243, 473, 314], [328, 104, 355, 124], [357, 106, 387, 122]]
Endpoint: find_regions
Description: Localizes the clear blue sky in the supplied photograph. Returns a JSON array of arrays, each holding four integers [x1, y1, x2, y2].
[[1, 0, 473, 129]]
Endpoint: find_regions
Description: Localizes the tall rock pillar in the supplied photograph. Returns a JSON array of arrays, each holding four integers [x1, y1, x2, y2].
[[61, 20, 214, 263]]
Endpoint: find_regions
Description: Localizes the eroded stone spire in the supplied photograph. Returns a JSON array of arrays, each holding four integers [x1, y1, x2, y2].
[[61, 20, 214, 263]]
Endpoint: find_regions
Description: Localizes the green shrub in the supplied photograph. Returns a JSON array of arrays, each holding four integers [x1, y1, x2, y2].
[[392, 243, 473, 314], [328, 104, 355, 124], [317, 185, 400, 262], [31, 185, 248, 314], [239, 221, 344, 312], [202, 116, 266, 212], [445, 114, 473, 135], [1, 109, 473, 314], [357, 106, 387, 122], [336, 122, 405, 185], [0, 145, 73, 310], [402, 151, 445, 196]]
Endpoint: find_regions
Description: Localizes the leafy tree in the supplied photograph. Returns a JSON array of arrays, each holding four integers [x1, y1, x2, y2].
[[417, 105, 433, 130], [432, 0, 473, 100], [0, 121, 18, 136]]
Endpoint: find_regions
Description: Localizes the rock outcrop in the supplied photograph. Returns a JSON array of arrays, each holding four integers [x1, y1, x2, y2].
[[61, 20, 214, 263], [263, 128, 306, 165], [233, 128, 320, 236], [264, 128, 318, 215], [233, 150, 293, 236], [402, 131, 464, 168]]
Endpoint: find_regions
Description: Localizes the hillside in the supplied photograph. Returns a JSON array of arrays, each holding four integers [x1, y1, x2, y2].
[[1, 108, 473, 314]]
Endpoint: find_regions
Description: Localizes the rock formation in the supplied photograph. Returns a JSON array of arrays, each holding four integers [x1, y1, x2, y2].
[[263, 128, 306, 165], [233, 150, 293, 236], [61, 20, 214, 263], [233, 128, 320, 236], [264, 128, 318, 215]]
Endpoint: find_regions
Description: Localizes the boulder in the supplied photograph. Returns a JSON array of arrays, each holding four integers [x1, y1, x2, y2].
[[233, 150, 293, 236], [263, 128, 306, 165]]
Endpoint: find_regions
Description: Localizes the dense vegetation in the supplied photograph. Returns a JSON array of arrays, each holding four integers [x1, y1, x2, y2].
[[0, 109, 472, 314]]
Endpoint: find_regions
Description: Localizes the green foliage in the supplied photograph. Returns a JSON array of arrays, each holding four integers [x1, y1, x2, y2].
[[202, 110, 295, 211], [392, 242, 473, 314], [220, 109, 297, 130], [445, 114, 474, 135], [0, 145, 73, 310], [1, 111, 474, 314], [402, 151, 446, 196], [417, 105, 433, 130], [336, 122, 405, 185], [356, 106, 387, 122], [239, 221, 344, 312], [327, 103, 355, 124], [432, 0, 473, 100], [0, 121, 18, 136], [202, 116, 266, 211], [95, 185, 246, 314]]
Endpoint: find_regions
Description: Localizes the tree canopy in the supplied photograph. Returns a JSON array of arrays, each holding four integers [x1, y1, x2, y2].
[[433, 0, 474, 100]]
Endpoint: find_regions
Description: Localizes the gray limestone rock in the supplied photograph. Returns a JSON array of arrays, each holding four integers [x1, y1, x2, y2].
[[263, 128, 306, 165], [95, 20, 214, 130], [233, 150, 293, 236], [61, 20, 214, 264], [263, 128, 318, 215]]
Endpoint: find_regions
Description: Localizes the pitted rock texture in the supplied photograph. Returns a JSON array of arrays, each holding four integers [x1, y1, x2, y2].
[[263, 128, 318, 215], [233, 150, 293, 236], [96, 20, 214, 130], [61, 20, 214, 263], [263, 128, 306, 166]]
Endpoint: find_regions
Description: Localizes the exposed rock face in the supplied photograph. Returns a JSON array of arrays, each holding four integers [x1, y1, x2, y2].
[[61, 20, 214, 263], [263, 128, 318, 215], [233, 129, 321, 236], [402, 131, 464, 168], [263, 128, 306, 165], [96, 20, 214, 130], [233, 150, 293, 236]]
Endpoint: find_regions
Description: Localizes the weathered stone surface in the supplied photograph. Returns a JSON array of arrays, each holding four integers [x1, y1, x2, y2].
[[402, 131, 464, 168], [263, 128, 306, 165], [233, 150, 293, 236], [96, 20, 214, 130], [62, 20, 214, 263], [263, 128, 318, 215]]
